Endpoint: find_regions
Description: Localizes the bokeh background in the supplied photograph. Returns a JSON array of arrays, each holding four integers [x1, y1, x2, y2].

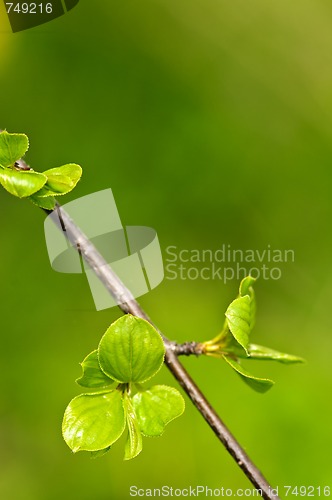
[[1, 1, 332, 498]]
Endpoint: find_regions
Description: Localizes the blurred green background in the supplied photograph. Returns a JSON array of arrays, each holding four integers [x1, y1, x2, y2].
[[1, 1, 332, 498]]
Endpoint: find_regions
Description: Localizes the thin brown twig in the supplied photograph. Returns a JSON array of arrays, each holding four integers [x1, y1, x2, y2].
[[172, 341, 205, 356], [44, 202, 280, 500]]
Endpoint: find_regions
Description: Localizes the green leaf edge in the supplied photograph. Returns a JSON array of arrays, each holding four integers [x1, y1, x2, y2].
[[90, 447, 112, 459], [239, 276, 256, 297], [222, 355, 274, 393], [246, 344, 305, 364], [76, 350, 115, 389], [29, 194, 56, 210]]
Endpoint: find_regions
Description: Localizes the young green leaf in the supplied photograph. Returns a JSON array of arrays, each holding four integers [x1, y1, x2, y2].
[[239, 276, 256, 331], [0, 131, 29, 167], [225, 296, 251, 355], [98, 315, 165, 384], [37, 164, 82, 197], [0, 168, 47, 198], [76, 350, 115, 388], [132, 385, 185, 437], [123, 394, 143, 460], [239, 276, 256, 297], [29, 193, 56, 210], [90, 447, 111, 459], [62, 390, 126, 452], [223, 355, 274, 393], [222, 335, 249, 358], [247, 287, 256, 331], [246, 344, 305, 364], [203, 277, 257, 353]]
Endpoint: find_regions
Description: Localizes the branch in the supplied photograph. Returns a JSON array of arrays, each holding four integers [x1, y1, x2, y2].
[[172, 341, 204, 356], [45, 202, 280, 500]]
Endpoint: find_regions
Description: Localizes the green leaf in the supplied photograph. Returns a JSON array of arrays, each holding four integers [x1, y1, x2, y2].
[[62, 390, 126, 452], [0, 131, 29, 167], [223, 278, 257, 355], [29, 193, 56, 210], [123, 393, 142, 460], [90, 447, 111, 459], [0, 168, 47, 198], [239, 276, 256, 297], [37, 164, 82, 197], [223, 355, 274, 393], [239, 276, 256, 330], [246, 344, 305, 364], [225, 296, 251, 354], [98, 315, 165, 384], [76, 350, 115, 388], [203, 276, 257, 352], [248, 288, 256, 331], [222, 336, 248, 358], [132, 385, 185, 437]]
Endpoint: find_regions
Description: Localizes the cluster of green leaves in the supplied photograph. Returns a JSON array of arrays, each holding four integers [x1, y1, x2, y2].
[[62, 315, 185, 460], [202, 277, 304, 393], [0, 130, 82, 209]]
